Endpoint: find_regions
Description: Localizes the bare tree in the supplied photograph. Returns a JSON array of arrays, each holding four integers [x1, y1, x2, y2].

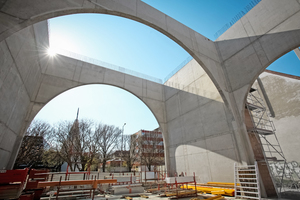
[[95, 124, 121, 172], [14, 120, 53, 168], [75, 119, 97, 171], [54, 119, 97, 171], [123, 135, 139, 172], [138, 131, 164, 171]]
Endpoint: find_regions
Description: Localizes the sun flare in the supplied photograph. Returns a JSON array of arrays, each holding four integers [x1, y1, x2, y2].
[[47, 47, 57, 56]]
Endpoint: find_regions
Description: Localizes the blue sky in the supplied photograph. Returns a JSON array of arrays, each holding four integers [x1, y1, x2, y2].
[[35, 0, 300, 135]]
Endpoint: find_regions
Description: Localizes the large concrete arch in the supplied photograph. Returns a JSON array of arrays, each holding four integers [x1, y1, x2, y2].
[[1, 0, 300, 197], [0, 19, 242, 185], [1, 0, 299, 123], [215, 0, 300, 122], [0, 0, 224, 102], [0, 20, 171, 170], [30, 57, 167, 133], [213, 1, 300, 177]]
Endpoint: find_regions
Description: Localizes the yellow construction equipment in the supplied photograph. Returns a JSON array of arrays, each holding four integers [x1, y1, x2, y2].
[[211, 190, 225, 195], [207, 182, 234, 186], [182, 184, 234, 197]]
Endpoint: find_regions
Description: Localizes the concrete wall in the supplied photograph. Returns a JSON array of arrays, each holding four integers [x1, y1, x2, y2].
[[163, 59, 240, 182], [165, 56, 300, 182], [164, 59, 223, 103], [164, 86, 239, 182], [0, 21, 47, 169], [255, 71, 300, 162]]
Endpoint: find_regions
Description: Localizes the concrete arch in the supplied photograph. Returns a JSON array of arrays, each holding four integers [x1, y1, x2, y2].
[[38, 55, 166, 125], [1, 20, 241, 182], [213, 1, 300, 167], [215, 0, 300, 115], [1, 1, 300, 196], [241, 46, 300, 125], [213, 1, 300, 195], [31, 82, 163, 132], [0, 0, 223, 102], [0, 20, 169, 169]]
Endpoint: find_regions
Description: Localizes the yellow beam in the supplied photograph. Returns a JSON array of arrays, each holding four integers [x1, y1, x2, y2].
[[182, 185, 234, 197]]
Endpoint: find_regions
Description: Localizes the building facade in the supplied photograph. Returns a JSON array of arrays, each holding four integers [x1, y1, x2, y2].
[[132, 129, 164, 171]]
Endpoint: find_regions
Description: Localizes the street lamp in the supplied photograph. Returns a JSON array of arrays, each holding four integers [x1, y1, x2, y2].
[[120, 123, 126, 172]]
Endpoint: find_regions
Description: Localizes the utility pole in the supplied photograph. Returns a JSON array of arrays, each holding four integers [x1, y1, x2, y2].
[[120, 123, 126, 172]]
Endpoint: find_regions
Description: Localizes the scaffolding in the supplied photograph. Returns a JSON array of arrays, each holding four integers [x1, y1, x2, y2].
[[245, 87, 300, 197]]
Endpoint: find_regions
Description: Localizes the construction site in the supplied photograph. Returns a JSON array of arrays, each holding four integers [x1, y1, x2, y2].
[[0, 168, 251, 199], [1, 0, 300, 199]]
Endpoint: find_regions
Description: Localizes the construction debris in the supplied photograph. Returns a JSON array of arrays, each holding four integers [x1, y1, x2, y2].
[[146, 187, 169, 193]]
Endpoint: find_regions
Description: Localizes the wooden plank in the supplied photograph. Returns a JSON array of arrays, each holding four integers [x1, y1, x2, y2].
[[37, 179, 117, 188], [0, 184, 23, 199], [164, 190, 197, 197]]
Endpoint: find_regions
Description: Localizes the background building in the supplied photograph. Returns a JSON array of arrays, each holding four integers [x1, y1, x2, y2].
[[132, 129, 164, 171]]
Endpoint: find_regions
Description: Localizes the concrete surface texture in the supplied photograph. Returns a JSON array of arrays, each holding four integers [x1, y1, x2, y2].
[[294, 48, 300, 59], [0, 0, 300, 197]]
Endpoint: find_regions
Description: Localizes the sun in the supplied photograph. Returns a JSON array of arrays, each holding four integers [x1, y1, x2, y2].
[[47, 47, 57, 57]]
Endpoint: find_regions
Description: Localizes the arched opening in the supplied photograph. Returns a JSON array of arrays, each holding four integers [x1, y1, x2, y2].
[[14, 84, 168, 173], [34, 84, 159, 132], [48, 13, 190, 81]]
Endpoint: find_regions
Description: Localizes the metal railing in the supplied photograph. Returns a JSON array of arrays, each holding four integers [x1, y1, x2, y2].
[[214, 0, 262, 40], [163, 55, 193, 83], [53, 48, 163, 84]]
